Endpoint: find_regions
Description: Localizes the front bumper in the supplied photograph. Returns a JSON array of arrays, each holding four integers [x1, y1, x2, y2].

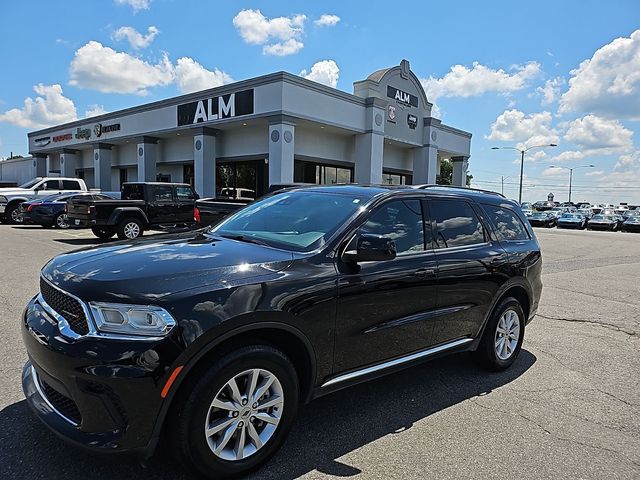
[[588, 223, 616, 230], [21, 296, 181, 455], [557, 222, 582, 229], [622, 223, 640, 232]]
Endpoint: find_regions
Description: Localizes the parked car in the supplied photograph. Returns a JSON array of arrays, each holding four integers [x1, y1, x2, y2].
[[18, 192, 116, 229], [587, 214, 622, 231], [67, 182, 198, 240], [557, 213, 587, 230], [622, 215, 640, 232], [577, 208, 594, 220], [195, 184, 313, 227], [21, 184, 542, 478], [528, 211, 557, 228], [0, 177, 88, 224], [575, 202, 591, 209], [532, 201, 555, 211]]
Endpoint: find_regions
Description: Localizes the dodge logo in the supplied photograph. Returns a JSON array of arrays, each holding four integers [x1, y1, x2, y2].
[[94, 123, 103, 138]]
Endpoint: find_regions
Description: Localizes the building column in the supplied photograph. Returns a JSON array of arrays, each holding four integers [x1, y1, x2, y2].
[[34, 154, 47, 177], [354, 97, 386, 184], [452, 156, 469, 187], [193, 128, 217, 198], [136, 136, 159, 182], [268, 120, 295, 185], [413, 145, 438, 184], [59, 149, 78, 178], [93, 143, 112, 191]]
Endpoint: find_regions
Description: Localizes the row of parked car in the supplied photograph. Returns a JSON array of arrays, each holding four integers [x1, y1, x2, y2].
[[521, 202, 640, 232]]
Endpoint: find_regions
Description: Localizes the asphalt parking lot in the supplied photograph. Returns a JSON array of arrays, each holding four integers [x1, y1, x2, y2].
[[0, 225, 638, 479]]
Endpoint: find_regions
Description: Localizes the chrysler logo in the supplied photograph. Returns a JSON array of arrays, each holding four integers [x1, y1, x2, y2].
[[94, 123, 103, 137]]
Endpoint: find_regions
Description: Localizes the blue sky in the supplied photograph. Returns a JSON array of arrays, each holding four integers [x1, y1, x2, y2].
[[0, 0, 639, 203]]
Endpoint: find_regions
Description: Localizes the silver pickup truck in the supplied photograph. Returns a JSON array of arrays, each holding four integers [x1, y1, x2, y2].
[[0, 177, 88, 224]]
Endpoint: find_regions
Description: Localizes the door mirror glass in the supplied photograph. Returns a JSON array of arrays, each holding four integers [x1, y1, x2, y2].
[[348, 234, 397, 262]]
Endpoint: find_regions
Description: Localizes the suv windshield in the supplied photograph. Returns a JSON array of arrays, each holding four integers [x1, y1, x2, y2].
[[209, 190, 367, 252]]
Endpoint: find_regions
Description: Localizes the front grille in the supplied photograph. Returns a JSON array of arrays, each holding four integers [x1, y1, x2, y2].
[[40, 377, 82, 425], [40, 277, 90, 335]]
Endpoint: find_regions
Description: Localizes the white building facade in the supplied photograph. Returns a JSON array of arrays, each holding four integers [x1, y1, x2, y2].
[[25, 60, 472, 197]]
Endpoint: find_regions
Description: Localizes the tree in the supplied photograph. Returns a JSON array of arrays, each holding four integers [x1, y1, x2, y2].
[[437, 159, 472, 186]]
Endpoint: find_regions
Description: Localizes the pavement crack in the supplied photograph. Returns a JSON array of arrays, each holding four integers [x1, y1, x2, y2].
[[536, 313, 638, 337]]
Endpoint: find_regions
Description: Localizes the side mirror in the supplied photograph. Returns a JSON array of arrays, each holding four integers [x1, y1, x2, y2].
[[344, 234, 397, 263]]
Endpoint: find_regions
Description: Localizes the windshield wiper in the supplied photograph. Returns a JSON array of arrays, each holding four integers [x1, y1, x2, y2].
[[219, 233, 270, 247]]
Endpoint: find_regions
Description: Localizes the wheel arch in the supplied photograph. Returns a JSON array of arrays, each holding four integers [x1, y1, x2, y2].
[[149, 322, 317, 452], [108, 207, 149, 226]]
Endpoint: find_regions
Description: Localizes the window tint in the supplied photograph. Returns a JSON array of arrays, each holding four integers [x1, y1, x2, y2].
[[176, 186, 195, 201], [153, 186, 174, 202], [359, 199, 424, 255], [62, 180, 81, 190], [43, 180, 60, 190], [431, 200, 485, 248], [484, 205, 530, 241]]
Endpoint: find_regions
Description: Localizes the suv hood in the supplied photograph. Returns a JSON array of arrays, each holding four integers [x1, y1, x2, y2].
[[41, 231, 294, 303]]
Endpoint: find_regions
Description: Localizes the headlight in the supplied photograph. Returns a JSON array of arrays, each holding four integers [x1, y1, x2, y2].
[[0, 195, 7, 203], [89, 302, 175, 337]]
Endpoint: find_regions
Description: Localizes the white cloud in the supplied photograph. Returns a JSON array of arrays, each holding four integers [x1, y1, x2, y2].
[[615, 150, 640, 171], [233, 9, 306, 56], [114, 0, 151, 13], [262, 39, 304, 56], [174, 57, 233, 94], [84, 105, 107, 118], [69, 41, 174, 95], [315, 14, 340, 27], [486, 109, 559, 148], [585, 170, 605, 176], [564, 114, 633, 153], [112, 25, 159, 49], [559, 29, 640, 120], [300, 60, 340, 88], [0, 84, 77, 129], [542, 167, 567, 177], [548, 150, 585, 163], [421, 61, 541, 103], [536, 76, 565, 105]]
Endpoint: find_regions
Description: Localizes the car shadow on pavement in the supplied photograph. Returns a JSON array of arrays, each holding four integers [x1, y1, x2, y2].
[[0, 350, 535, 480], [53, 237, 113, 246]]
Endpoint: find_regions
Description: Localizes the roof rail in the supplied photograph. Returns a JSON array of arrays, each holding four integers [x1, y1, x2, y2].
[[415, 184, 506, 198]]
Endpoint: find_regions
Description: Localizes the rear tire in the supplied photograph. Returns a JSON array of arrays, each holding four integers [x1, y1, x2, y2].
[[91, 226, 115, 239], [475, 297, 525, 371], [116, 217, 144, 240], [169, 345, 299, 479], [54, 213, 69, 229]]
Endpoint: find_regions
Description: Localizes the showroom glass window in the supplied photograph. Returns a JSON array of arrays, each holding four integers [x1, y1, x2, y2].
[[382, 172, 412, 185], [359, 199, 425, 255], [430, 199, 485, 248], [483, 205, 530, 241]]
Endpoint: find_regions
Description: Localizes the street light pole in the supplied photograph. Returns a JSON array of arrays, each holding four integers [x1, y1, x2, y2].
[[492, 144, 558, 204], [549, 164, 595, 203]]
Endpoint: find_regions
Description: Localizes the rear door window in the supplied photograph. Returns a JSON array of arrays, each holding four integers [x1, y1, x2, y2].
[[62, 180, 81, 190], [430, 199, 486, 248], [153, 185, 174, 202]]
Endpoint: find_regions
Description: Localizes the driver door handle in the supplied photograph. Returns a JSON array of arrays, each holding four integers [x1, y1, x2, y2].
[[414, 268, 435, 277]]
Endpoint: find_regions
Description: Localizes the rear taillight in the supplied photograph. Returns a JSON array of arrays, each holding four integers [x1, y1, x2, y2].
[[27, 203, 40, 212], [194, 207, 201, 223], [64, 204, 67, 212]]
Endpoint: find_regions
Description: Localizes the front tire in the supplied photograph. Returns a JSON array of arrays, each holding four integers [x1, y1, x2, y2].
[[475, 297, 525, 371], [170, 345, 299, 479], [116, 217, 144, 240], [5, 203, 23, 225]]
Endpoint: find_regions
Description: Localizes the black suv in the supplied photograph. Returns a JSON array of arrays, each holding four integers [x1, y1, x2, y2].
[[21, 185, 542, 478]]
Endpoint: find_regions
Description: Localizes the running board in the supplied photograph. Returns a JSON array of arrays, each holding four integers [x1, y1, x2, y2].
[[321, 337, 473, 388]]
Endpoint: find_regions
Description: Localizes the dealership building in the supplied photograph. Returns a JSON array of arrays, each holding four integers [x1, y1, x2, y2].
[[24, 60, 472, 198]]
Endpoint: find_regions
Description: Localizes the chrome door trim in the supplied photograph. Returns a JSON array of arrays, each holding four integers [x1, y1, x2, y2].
[[321, 337, 473, 388]]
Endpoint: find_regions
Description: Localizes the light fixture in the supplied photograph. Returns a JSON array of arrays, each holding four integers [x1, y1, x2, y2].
[[320, 126, 325, 129], [242, 122, 248, 126], [177, 133, 181, 136]]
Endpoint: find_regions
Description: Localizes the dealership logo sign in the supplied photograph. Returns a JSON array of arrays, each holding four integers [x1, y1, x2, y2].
[[177, 89, 254, 126], [34, 136, 51, 147], [75, 127, 92, 140], [94, 122, 121, 137], [387, 104, 396, 123], [407, 114, 418, 130], [386, 85, 419, 108], [52, 133, 72, 142]]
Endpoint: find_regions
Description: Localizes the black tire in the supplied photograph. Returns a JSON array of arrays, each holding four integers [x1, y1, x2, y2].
[[5, 203, 22, 225], [169, 345, 299, 479], [474, 297, 525, 371], [91, 226, 115, 239], [54, 213, 69, 229], [116, 217, 144, 240]]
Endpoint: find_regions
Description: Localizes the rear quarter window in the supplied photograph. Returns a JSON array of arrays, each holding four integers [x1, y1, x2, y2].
[[483, 204, 531, 241], [430, 199, 486, 248]]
